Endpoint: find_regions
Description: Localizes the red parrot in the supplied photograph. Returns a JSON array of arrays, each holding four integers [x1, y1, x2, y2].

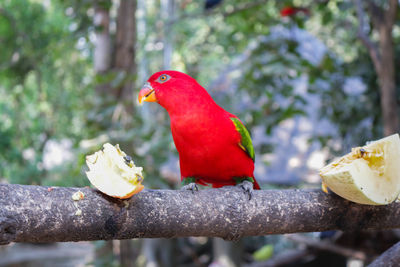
[[280, 6, 310, 17], [138, 71, 260, 198]]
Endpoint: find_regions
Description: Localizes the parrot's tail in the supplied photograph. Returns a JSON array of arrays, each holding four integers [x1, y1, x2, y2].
[[253, 178, 261, 190]]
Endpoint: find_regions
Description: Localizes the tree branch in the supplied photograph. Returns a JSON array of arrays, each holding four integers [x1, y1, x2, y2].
[[1, 184, 400, 245], [354, 0, 381, 73], [368, 241, 400, 267]]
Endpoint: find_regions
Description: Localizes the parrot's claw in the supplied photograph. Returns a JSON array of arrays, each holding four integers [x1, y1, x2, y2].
[[236, 180, 254, 200], [181, 182, 198, 193]]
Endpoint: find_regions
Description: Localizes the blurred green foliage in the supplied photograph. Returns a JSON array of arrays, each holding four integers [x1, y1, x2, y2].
[[0, 0, 93, 185]]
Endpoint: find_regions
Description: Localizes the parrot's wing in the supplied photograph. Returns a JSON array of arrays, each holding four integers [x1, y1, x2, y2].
[[230, 117, 255, 162]]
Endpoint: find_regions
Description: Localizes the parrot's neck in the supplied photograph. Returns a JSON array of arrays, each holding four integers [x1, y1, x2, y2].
[[159, 86, 219, 118]]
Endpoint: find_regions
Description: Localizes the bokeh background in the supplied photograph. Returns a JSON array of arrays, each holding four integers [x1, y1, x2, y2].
[[0, 0, 399, 266]]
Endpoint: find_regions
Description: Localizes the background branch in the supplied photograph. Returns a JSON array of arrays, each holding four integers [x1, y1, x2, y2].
[[1, 184, 400, 245], [286, 233, 367, 261], [368, 241, 400, 267]]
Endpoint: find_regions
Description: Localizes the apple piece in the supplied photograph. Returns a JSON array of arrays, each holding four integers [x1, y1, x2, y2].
[[320, 134, 400, 205], [86, 143, 144, 199]]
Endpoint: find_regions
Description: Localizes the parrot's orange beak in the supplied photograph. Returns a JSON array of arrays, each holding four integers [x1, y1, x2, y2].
[[138, 82, 157, 105]]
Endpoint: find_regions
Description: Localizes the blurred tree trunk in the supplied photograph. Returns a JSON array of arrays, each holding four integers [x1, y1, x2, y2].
[[93, 1, 114, 263], [114, 1, 138, 264], [92, 0, 138, 266], [95, 240, 114, 265], [212, 238, 243, 267], [114, 0, 137, 113], [93, 0, 137, 110], [94, 2, 111, 74], [161, 0, 175, 69], [375, 14, 398, 136], [120, 239, 135, 267], [141, 238, 177, 267], [94, 0, 112, 95], [137, 0, 149, 83], [355, 0, 399, 136], [160, 239, 177, 267], [142, 239, 159, 267]]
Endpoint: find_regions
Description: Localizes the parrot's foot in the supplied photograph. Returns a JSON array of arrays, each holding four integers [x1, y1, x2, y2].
[[181, 183, 198, 193], [181, 177, 198, 193], [236, 180, 254, 200]]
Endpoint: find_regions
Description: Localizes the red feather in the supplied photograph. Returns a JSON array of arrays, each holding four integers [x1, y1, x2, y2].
[[145, 71, 260, 190]]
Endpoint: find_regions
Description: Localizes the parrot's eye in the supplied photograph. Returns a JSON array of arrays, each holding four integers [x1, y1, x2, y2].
[[157, 74, 171, 83]]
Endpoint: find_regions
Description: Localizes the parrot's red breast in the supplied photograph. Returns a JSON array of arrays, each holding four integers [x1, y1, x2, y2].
[[138, 70, 260, 190]]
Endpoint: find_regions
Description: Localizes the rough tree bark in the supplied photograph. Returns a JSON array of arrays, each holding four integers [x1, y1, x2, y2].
[[1, 184, 400, 245], [355, 0, 399, 136]]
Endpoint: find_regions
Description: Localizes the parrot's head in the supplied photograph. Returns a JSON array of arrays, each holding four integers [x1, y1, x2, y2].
[[138, 70, 213, 113]]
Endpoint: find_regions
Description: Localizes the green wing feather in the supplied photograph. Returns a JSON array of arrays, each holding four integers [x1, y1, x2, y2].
[[230, 117, 255, 161]]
